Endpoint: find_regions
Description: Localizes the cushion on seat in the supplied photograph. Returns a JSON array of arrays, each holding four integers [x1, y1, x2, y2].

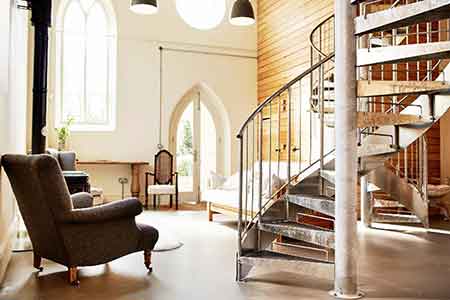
[[148, 184, 176, 195]]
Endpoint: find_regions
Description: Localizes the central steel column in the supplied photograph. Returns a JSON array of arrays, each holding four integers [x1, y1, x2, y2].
[[360, 175, 371, 228], [332, 0, 363, 298]]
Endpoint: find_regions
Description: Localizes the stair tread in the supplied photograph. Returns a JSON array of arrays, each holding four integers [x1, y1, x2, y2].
[[358, 80, 450, 97], [240, 250, 333, 264], [355, 0, 450, 36], [357, 41, 450, 66], [357, 112, 425, 128], [260, 220, 334, 233]]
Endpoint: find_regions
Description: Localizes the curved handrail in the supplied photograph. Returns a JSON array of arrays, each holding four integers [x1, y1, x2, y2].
[[236, 54, 335, 138], [309, 14, 335, 60]]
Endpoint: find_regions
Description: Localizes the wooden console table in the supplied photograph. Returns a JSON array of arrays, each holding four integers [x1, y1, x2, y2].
[[77, 160, 148, 199]]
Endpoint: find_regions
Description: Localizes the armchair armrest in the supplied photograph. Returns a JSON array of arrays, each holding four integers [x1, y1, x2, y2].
[[59, 198, 143, 224], [71, 192, 93, 209]]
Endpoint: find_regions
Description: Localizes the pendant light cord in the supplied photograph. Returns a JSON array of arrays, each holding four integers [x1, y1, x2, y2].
[[158, 46, 163, 149]]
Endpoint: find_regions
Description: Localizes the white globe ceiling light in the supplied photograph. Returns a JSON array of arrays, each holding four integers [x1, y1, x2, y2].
[[130, 0, 158, 15], [176, 0, 226, 30], [230, 0, 255, 26]]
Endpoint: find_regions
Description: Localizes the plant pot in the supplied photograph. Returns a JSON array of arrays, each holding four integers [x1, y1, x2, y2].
[[58, 140, 66, 151]]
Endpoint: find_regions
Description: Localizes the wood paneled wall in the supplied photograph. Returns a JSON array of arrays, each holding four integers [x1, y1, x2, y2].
[[257, 0, 334, 103]]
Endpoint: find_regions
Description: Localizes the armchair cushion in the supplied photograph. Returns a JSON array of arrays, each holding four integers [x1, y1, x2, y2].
[[148, 184, 176, 195], [59, 198, 143, 224], [71, 192, 94, 209]]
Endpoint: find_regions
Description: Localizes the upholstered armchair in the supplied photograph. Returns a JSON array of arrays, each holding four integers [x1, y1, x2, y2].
[[1, 154, 159, 285], [46, 148, 104, 204], [145, 150, 179, 210]]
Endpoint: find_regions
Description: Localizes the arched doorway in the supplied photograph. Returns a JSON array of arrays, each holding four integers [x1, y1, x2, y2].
[[169, 83, 230, 203]]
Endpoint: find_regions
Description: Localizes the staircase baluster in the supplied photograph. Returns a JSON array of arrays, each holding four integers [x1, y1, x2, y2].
[[238, 134, 244, 256], [309, 73, 313, 165], [319, 62, 325, 194], [251, 119, 255, 242], [287, 88, 292, 218], [258, 112, 264, 236], [269, 101, 272, 198], [277, 96, 281, 177], [298, 80, 302, 172], [245, 127, 249, 228]]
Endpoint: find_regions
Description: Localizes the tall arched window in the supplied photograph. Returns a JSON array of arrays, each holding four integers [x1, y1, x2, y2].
[[56, 0, 117, 131]]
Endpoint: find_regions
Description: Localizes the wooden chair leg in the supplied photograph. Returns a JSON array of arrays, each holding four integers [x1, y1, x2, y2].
[[145, 190, 148, 209], [207, 202, 213, 222], [144, 250, 152, 272], [153, 195, 157, 210], [170, 195, 173, 208], [33, 252, 43, 272], [68, 266, 79, 286], [175, 192, 179, 210]]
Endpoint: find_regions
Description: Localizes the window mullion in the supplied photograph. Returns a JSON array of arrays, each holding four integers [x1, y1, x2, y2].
[[83, 16, 88, 124]]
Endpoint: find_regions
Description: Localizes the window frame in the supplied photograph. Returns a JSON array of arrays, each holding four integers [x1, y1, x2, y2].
[[55, 0, 117, 132]]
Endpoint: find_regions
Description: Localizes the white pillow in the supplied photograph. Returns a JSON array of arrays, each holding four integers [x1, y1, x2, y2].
[[208, 171, 227, 189], [262, 174, 286, 199], [222, 173, 240, 190]]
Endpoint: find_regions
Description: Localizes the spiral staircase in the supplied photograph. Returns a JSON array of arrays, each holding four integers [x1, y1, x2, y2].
[[236, 0, 450, 282]]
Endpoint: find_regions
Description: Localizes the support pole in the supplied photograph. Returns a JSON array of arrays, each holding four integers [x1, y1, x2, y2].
[[360, 175, 371, 228], [31, 0, 52, 154], [332, 0, 363, 298]]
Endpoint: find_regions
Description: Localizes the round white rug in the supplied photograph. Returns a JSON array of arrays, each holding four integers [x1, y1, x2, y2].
[[138, 214, 184, 252]]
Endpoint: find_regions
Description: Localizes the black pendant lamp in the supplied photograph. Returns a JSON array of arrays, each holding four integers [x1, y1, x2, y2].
[[130, 0, 158, 15], [230, 0, 255, 26]]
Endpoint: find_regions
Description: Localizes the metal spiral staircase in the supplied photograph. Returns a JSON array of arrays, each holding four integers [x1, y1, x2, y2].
[[236, 0, 450, 282]]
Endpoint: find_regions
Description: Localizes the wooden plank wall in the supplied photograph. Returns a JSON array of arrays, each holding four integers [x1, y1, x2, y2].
[[257, 0, 334, 103]]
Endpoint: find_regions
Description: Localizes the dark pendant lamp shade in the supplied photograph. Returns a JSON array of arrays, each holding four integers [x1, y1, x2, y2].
[[130, 0, 158, 15], [230, 0, 255, 26]]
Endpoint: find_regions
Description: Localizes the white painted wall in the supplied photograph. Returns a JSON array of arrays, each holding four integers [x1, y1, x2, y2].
[[0, 0, 29, 283], [45, 0, 258, 201]]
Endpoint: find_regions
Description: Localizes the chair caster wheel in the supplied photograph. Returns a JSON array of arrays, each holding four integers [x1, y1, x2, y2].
[[147, 267, 153, 274]]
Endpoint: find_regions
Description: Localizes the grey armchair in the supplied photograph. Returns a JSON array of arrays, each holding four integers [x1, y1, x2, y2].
[[1, 154, 159, 285]]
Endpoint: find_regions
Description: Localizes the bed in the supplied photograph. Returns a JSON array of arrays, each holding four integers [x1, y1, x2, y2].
[[202, 163, 290, 221]]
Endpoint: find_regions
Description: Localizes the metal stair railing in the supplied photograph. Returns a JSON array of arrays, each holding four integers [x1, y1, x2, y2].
[[237, 0, 450, 255], [237, 53, 335, 255]]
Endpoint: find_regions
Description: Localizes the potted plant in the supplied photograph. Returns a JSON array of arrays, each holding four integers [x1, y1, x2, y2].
[[55, 117, 75, 151]]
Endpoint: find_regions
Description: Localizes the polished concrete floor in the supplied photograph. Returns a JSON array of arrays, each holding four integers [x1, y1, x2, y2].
[[1, 210, 450, 300]]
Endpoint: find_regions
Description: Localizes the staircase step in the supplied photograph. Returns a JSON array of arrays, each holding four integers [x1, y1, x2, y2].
[[355, 0, 450, 36], [368, 166, 429, 227], [308, 106, 335, 114], [357, 41, 450, 66], [319, 169, 335, 185], [326, 112, 426, 128], [358, 144, 397, 157], [259, 221, 335, 249], [239, 250, 334, 280], [372, 212, 422, 224], [370, 35, 406, 48], [297, 212, 335, 231], [357, 112, 424, 128], [272, 239, 334, 262], [357, 80, 450, 97], [287, 194, 335, 217]]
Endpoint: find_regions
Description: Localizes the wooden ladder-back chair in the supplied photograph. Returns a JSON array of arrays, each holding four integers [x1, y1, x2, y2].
[[145, 150, 179, 210]]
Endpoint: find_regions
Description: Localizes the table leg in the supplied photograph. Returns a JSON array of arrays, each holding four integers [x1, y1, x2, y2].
[[131, 164, 140, 199]]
